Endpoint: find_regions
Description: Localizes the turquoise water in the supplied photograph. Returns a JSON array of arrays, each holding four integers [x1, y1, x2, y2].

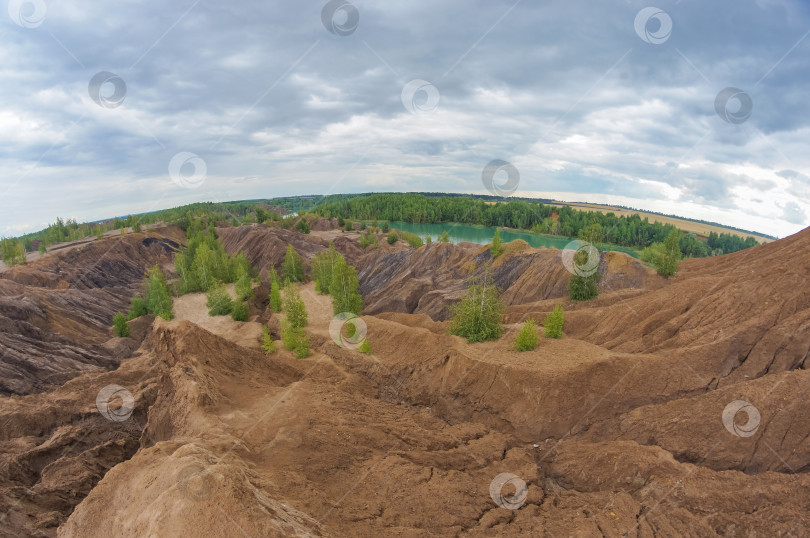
[[386, 221, 640, 258]]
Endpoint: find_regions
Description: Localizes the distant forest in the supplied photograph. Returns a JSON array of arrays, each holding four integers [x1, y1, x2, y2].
[[311, 193, 759, 257], [9, 192, 761, 259]]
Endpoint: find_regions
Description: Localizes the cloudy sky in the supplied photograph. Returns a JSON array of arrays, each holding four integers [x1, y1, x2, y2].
[[1, 0, 809, 238]]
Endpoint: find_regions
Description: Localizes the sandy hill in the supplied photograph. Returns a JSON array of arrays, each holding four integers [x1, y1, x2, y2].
[[0, 221, 808, 536]]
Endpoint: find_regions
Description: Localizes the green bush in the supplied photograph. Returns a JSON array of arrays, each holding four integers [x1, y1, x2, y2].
[[282, 282, 308, 329], [439, 231, 450, 243], [643, 228, 682, 277], [311, 243, 340, 295], [269, 268, 282, 312], [346, 320, 357, 338], [281, 244, 305, 283], [513, 319, 538, 351], [381, 221, 390, 233], [569, 273, 600, 301], [206, 282, 233, 316], [448, 272, 505, 343], [387, 232, 398, 245], [112, 312, 130, 338], [230, 300, 249, 321], [295, 217, 310, 234], [133, 222, 142, 233], [261, 326, 276, 354], [127, 296, 148, 320], [425, 235, 432, 244], [543, 304, 565, 338], [38, 242, 47, 254], [337, 216, 345, 227], [358, 338, 371, 354]]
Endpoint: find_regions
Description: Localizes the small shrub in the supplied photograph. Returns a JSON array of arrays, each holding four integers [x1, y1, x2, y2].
[[261, 326, 276, 354], [346, 320, 357, 338], [112, 312, 130, 338], [358, 338, 371, 354], [387, 232, 398, 245], [513, 319, 538, 351], [269, 268, 282, 312], [295, 217, 310, 234], [206, 282, 233, 316], [425, 235, 432, 244], [448, 271, 504, 343], [381, 221, 390, 233], [281, 320, 310, 358], [281, 244, 305, 283], [133, 222, 142, 233], [569, 273, 600, 301], [543, 304, 565, 338], [439, 231, 450, 243], [145, 265, 174, 320], [230, 300, 249, 321], [491, 228, 503, 257], [127, 296, 148, 320]]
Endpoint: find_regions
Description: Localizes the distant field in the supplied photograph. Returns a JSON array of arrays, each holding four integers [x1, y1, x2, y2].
[[542, 201, 774, 243]]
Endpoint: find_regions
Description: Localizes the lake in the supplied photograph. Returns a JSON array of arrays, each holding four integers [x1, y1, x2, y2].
[[386, 221, 640, 258]]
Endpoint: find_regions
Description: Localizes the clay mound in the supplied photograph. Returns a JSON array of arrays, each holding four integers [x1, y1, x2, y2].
[[357, 241, 660, 320], [0, 230, 181, 396]]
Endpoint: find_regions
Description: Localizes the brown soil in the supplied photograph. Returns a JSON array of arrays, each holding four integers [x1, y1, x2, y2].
[[1, 222, 808, 536]]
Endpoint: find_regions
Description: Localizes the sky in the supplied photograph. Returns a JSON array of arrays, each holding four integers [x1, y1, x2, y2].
[[1, 0, 809, 239]]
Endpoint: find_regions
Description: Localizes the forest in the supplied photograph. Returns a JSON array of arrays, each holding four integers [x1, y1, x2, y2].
[[311, 193, 759, 256]]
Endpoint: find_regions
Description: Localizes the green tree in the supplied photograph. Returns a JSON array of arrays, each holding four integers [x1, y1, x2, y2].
[[269, 268, 282, 312], [133, 221, 142, 233], [543, 304, 565, 338], [112, 312, 130, 337], [282, 281, 308, 329], [0, 238, 26, 266], [311, 243, 340, 294], [387, 232, 398, 245], [145, 265, 174, 320], [281, 244, 305, 283], [381, 221, 390, 233], [439, 230, 450, 243], [230, 300, 249, 321], [448, 271, 505, 343], [491, 228, 503, 257], [329, 257, 364, 315], [206, 282, 233, 316], [657, 228, 682, 277], [281, 320, 310, 358], [513, 319, 538, 351], [235, 272, 254, 301], [38, 242, 47, 254]]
